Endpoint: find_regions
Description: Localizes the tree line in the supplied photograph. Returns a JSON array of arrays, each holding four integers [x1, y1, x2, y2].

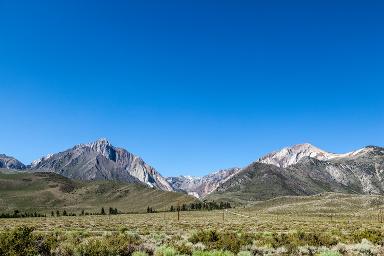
[[147, 201, 232, 213], [1, 201, 232, 218], [0, 207, 120, 219], [0, 210, 46, 218], [51, 207, 120, 217]]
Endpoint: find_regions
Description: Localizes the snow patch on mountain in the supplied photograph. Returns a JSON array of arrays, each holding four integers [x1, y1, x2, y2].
[[257, 143, 376, 168]]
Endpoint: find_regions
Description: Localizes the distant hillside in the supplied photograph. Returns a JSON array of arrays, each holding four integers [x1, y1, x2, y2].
[[166, 168, 241, 198], [246, 192, 384, 215], [0, 169, 196, 213]]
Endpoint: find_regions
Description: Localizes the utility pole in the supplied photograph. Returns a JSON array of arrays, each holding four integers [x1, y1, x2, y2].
[[177, 201, 180, 221]]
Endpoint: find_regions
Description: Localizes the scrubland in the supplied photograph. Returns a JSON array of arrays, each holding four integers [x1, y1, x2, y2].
[[1, 200, 384, 256]]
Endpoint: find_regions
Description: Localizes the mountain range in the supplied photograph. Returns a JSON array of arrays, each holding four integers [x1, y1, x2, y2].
[[166, 168, 241, 198], [2, 139, 384, 203]]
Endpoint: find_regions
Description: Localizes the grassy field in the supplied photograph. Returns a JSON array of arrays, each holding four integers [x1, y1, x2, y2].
[[2, 193, 384, 233], [2, 193, 384, 255], [2, 170, 384, 255]]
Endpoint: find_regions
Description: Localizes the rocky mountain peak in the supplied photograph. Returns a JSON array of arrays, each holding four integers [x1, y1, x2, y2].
[[84, 138, 117, 161], [88, 138, 111, 147], [0, 154, 26, 170], [258, 143, 336, 168], [30, 139, 173, 191]]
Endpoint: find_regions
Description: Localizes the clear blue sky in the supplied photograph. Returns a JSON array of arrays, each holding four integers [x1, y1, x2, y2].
[[0, 0, 383, 176]]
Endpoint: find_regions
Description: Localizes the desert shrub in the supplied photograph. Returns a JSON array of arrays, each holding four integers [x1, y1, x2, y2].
[[251, 231, 339, 254], [171, 241, 194, 255], [237, 251, 252, 256], [189, 230, 252, 253], [34, 233, 59, 256], [0, 226, 39, 256], [269, 231, 338, 248], [119, 244, 139, 256], [351, 229, 383, 245], [216, 233, 252, 253], [75, 236, 118, 256], [106, 232, 143, 256], [127, 232, 142, 245], [192, 242, 206, 251], [62, 230, 88, 248], [138, 243, 156, 256], [192, 250, 234, 256], [190, 230, 220, 244], [316, 250, 342, 256], [120, 227, 130, 233], [133, 252, 149, 256], [296, 246, 318, 255], [351, 239, 376, 254], [155, 246, 178, 256], [0, 226, 57, 256], [54, 241, 75, 256]]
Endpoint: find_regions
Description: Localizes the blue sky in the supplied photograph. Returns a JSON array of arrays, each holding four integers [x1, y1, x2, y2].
[[0, 0, 383, 176]]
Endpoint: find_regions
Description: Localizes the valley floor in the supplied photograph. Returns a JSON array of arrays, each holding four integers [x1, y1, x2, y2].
[[1, 193, 384, 255]]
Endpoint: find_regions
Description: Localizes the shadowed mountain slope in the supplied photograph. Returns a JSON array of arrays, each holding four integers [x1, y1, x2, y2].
[[0, 169, 196, 213]]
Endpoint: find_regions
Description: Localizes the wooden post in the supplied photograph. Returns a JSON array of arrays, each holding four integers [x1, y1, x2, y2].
[[177, 201, 180, 221]]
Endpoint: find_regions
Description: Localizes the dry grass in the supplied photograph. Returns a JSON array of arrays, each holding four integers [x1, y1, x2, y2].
[[2, 194, 384, 255], [1, 206, 383, 235]]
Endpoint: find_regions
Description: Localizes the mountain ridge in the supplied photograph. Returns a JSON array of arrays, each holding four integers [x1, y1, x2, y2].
[[29, 138, 173, 191], [256, 143, 376, 168]]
